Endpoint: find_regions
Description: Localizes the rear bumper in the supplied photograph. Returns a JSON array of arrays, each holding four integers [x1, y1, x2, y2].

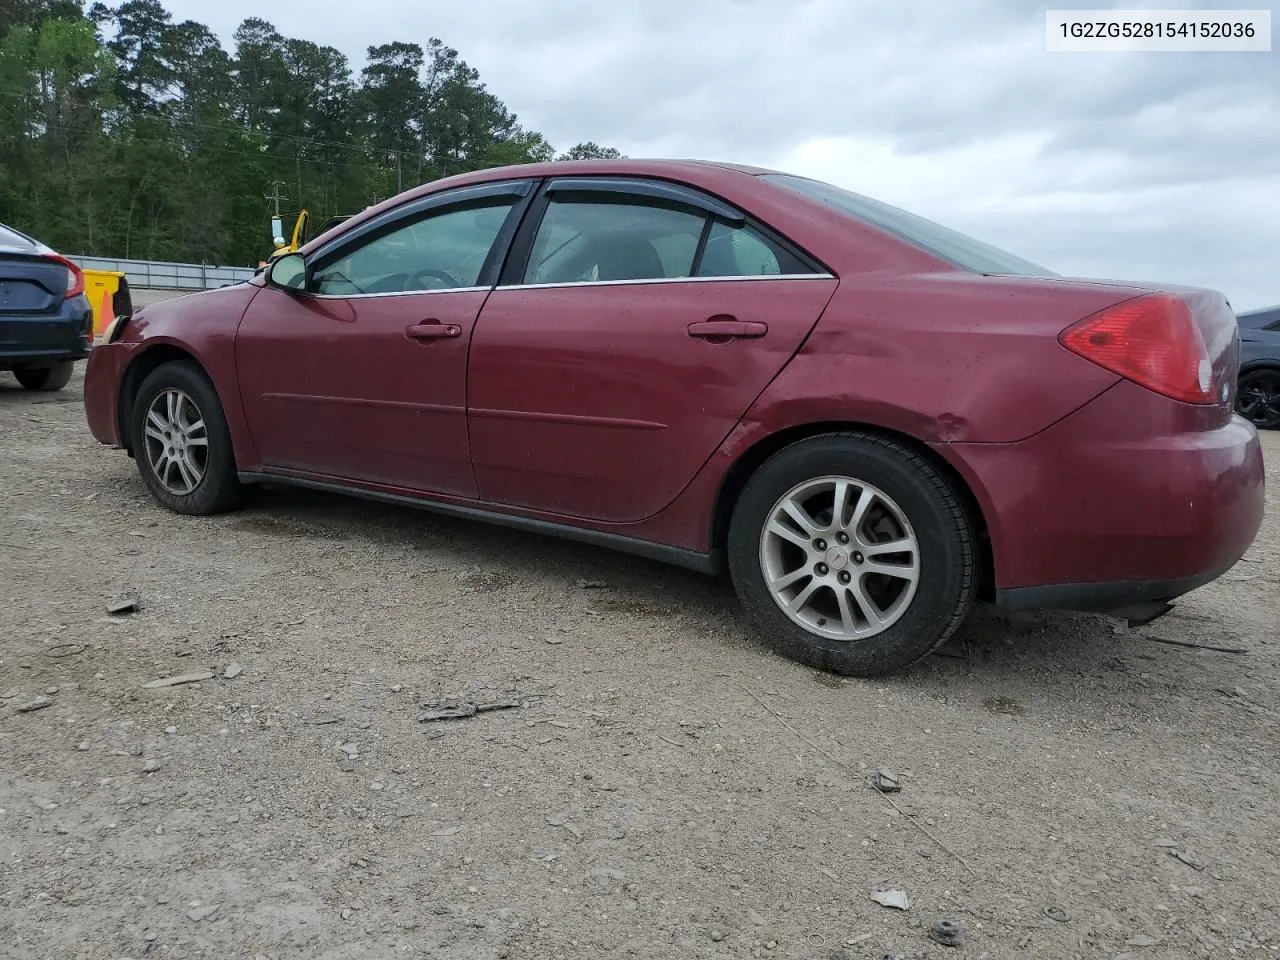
[[0, 297, 93, 366], [937, 380, 1265, 613]]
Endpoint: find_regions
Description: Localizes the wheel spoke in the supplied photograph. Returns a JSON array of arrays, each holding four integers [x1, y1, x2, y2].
[[184, 418, 206, 440], [185, 435, 208, 449], [849, 487, 875, 541], [786, 579, 822, 612], [144, 423, 166, 443], [864, 535, 917, 559], [864, 559, 918, 584], [147, 408, 168, 432], [849, 577, 886, 626], [166, 389, 180, 425], [834, 587, 857, 634], [780, 500, 819, 537], [767, 520, 812, 549], [831, 479, 853, 529], [174, 453, 197, 492], [769, 567, 810, 591]]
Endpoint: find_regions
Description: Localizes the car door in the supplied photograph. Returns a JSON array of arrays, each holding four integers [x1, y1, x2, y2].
[[467, 177, 839, 523], [235, 180, 532, 496]]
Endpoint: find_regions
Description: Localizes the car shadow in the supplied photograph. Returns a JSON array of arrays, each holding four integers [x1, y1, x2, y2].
[[224, 482, 1257, 719]]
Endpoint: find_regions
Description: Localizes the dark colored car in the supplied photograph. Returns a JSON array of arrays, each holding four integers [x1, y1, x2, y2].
[[1236, 304, 1280, 429], [82, 159, 1265, 676], [1, 223, 94, 391]]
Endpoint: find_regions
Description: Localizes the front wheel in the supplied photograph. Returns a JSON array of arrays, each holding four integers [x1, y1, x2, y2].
[[1236, 369, 1280, 429], [130, 361, 246, 515], [14, 360, 74, 392], [727, 432, 976, 677]]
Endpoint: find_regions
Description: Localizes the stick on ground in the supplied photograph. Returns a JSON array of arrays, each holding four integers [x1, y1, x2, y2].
[[739, 681, 978, 877]]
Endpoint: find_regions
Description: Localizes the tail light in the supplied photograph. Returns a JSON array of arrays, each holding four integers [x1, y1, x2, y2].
[[1059, 293, 1215, 405], [45, 253, 85, 299]]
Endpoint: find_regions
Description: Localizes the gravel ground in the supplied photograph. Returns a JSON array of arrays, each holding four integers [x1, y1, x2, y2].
[[1, 358, 1277, 960]]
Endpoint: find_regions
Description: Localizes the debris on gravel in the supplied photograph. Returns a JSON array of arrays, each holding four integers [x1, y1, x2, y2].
[[186, 904, 220, 922], [142, 759, 162, 773], [222, 662, 243, 680], [873, 767, 902, 793], [417, 695, 521, 722], [107, 594, 139, 615], [871, 890, 910, 910], [15, 696, 54, 713], [929, 918, 963, 947], [141, 671, 214, 689]]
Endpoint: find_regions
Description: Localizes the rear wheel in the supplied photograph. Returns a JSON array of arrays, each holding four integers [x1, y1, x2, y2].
[[14, 361, 74, 392], [130, 362, 246, 515], [1236, 369, 1280, 429], [727, 433, 976, 676]]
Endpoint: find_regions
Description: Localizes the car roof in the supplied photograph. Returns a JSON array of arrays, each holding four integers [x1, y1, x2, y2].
[[1238, 304, 1280, 329], [299, 158, 788, 257]]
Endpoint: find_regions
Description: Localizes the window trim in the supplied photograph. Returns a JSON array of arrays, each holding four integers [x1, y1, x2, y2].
[[497, 176, 832, 288], [304, 179, 535, 298]]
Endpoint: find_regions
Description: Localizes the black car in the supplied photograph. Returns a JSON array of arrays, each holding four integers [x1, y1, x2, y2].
[[1, 223, 94, 392], [1237, 304, 1280, 429]]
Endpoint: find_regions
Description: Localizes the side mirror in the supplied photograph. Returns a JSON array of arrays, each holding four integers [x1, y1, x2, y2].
[[265, 252, 307, 294], [271, 215, 285, 248]]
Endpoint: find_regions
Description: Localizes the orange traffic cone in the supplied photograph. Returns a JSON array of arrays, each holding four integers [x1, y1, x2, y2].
[[96, 286, 114, 338]]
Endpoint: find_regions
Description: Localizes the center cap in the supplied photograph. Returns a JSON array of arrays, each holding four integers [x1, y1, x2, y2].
[[824, 546, 850, 570]]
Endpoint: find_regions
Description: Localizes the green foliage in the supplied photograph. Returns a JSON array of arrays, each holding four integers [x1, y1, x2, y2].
[[557, 142, 625, 161], [0, 2, 619, 265]]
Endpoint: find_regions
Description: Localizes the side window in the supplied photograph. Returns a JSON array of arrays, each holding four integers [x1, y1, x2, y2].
[[695, 220, 814, 278], [523, 197, 706, 285], [311, 200, 516, 296]]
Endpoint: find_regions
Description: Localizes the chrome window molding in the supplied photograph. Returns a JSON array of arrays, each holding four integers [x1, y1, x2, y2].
[[305, 285, 491, 300], [299, 273, 836, 300], [497, 273, 836, 291]]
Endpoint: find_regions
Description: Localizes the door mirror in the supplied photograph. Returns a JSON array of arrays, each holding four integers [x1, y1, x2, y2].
[[266, 253, 307, 293]]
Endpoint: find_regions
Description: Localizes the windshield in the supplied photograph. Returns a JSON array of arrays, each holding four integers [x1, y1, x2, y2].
[[761, 173, 1054, 277]]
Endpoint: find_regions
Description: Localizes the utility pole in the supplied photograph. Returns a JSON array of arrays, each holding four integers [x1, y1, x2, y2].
[[264, 180, 289, 217]]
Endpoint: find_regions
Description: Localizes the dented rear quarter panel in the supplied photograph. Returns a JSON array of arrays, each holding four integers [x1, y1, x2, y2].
[[742, 272, 1155, 444]]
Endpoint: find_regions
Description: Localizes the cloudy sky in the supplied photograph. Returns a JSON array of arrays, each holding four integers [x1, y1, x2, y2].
[[167, 0, 1279, 310]]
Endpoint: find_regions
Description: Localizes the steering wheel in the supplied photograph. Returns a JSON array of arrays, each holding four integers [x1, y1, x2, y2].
[[407, 267, 462, 291]]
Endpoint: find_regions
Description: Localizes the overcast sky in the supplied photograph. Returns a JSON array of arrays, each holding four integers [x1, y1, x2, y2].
[[166, 0, 1279, 310]]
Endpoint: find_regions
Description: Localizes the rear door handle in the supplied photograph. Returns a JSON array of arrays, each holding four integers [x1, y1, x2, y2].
[[687, 318, 768, 340], [406, 320, 461, 340]]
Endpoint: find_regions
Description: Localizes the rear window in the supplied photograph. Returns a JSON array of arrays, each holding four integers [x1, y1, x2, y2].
[[0, 224, 36, 251], [761, 173, 1054, 277]]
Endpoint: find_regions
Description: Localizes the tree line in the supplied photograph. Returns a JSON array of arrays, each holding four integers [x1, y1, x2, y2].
[[0, 0, 621, 265]]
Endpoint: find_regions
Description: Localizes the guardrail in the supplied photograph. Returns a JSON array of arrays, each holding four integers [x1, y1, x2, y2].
[[67, 255, 257, 291]]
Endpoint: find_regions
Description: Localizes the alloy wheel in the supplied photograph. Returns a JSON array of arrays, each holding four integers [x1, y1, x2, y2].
[[142, 387, 209, 495], [1238, 371, 1280, 428], [759, 475, 920, 641]]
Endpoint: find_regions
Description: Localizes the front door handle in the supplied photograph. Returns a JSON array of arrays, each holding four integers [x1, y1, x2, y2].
[[687, 318, 768, 340], [406, 320, 461, 340]]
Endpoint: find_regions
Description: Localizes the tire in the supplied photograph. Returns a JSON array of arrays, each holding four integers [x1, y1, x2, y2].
[[130, 361, 246, 515], [727, 432, 976, 677], [1236, 369, 1280, 430], [14, 360, 74, 392]]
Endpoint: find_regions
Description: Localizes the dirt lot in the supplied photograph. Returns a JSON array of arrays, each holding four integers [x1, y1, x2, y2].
[[2, 358, 1277, 960]]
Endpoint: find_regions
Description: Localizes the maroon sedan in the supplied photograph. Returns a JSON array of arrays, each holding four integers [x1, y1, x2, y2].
[[83, 159, 1265, 676]]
